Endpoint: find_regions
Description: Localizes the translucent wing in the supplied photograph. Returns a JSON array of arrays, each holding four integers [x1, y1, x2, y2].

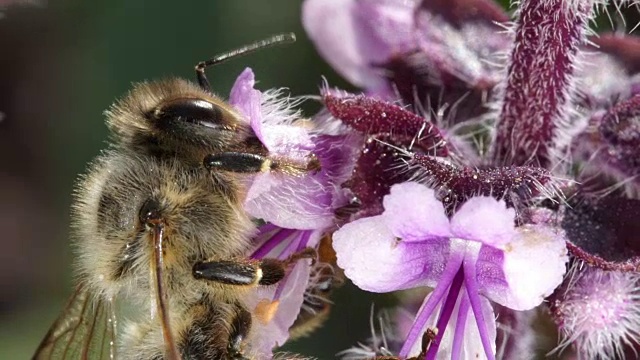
[[33, 285, 116, 360]]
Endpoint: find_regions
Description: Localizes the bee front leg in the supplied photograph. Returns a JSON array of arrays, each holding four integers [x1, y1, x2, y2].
[[204, 152, 270, 173], [204, 151, 320, 175], [192, 248, 316, 286]]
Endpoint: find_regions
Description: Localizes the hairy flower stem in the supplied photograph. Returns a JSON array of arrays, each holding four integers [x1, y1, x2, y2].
[[599, 93, 640, 161], [492, 0, 593, 167]]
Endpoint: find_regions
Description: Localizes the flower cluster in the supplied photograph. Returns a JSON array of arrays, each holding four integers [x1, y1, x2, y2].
[[224, 0, 640, 359]]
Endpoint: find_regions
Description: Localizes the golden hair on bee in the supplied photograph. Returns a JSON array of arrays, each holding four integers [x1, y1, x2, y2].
[[105, 79, 261, 165], [33, 33, 324, 360]]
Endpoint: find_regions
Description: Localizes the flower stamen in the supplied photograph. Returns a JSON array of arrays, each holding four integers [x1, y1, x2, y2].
[[463, 253, 496, 360], [425, 267, 464, 360], [399, 253, 464, 357]]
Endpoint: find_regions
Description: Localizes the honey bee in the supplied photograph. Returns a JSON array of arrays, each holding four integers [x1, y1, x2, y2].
[[33, 33, 321, 360]]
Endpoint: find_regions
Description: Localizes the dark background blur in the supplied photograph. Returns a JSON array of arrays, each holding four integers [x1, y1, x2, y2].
[[0, 0, 549, 358]]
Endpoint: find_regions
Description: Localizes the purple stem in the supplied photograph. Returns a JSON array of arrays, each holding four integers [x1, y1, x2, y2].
[[399, 254, 464, 358], [463, 255, 496, 360], [450, 295, 470, 360], [492, 0, 592, 167], [425, 267, 465, 360], [251, 227, 296, 259]]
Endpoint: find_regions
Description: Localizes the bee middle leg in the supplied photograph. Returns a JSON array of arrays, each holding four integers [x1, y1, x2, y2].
[[227, 306, 252, 360], [192, 248, 316, 287]]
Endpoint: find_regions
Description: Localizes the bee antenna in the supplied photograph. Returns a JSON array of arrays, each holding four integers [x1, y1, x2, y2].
[[195, 33, 296, 91]]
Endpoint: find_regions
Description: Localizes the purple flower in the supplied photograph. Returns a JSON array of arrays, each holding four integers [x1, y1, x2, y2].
[[230, 67, 359, 230], [551, 267, 640, 359], [303, 0, 417, 95], [226, 68, 360, 356], [333, 182, 568, 359], [303, 0, 509, 114]]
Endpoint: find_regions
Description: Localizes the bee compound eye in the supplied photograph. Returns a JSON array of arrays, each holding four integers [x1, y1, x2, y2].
[[139, 199, 162, 226], [152, 98, 227, 130]]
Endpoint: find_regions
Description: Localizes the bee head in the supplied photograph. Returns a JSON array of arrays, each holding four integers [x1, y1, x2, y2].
[[106, 78, 261, 162]]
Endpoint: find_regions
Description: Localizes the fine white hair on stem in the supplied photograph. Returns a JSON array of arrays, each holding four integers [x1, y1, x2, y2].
[[552, 265, 640, 359]]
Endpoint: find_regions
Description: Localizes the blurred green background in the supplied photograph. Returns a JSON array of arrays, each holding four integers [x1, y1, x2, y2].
[[0, 0, 554, 358]]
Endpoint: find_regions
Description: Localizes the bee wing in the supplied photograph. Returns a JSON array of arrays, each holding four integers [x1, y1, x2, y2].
[[33, 285, 116, 360]]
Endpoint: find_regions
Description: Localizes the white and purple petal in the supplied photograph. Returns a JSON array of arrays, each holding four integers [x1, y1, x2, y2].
[[403, 291, 497, 360], [247, 260, 311, 358], [229, 69, 358, 229], [303, 0, 416, 90], [383, 182, 451, 241], [333, 216, 450, 292], [477, 225, 568, 311], [245, 173, 336, 230], [229, 67, 262, 125], [450, 196, 516, 248]]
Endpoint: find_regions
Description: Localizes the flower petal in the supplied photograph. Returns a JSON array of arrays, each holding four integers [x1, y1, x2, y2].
[[352, 0, 416, 63], [245, 134, 357, 230], [229, 67, 261, 127], [450, 196, 516, 248], [259, 124, 315, 158], [245, 173, 335, 230], [479, 225, 568, 311], [303, 0, 415, 89], [452, 295, 496, 360], [404, 291, 497, 360], [383, 182, 451, 240], [232, 71, 355, 229], [247, 260, 311, 358], [333, 215, 449, 292], [303, 0, 379, 88]]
